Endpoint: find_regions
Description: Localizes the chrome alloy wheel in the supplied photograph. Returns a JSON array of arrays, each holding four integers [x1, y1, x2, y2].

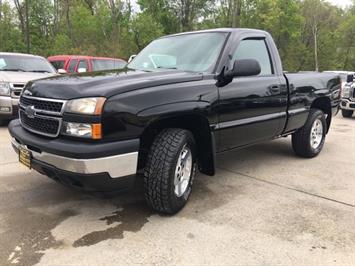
[[174, 145, 193, 197], [310, 118, 323, 149]]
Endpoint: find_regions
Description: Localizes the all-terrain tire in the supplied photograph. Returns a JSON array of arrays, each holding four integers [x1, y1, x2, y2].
[[292, 109, 327, 158], [143, 128, 197, 214], [342, 109, 353, 118]]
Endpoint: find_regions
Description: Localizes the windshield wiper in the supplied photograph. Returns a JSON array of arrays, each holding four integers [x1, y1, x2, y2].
[[0, 68, 26, 72], [156, 66, 178, 70]]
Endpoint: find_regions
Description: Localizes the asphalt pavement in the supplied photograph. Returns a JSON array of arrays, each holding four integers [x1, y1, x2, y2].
[[0, 115, 355, 265]]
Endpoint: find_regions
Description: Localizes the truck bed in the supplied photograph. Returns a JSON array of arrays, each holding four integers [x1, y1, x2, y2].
[[283, 72, 341, 134]]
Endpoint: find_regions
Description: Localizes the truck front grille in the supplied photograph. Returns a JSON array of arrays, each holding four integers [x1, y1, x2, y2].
[[10, 83, 25, 98], [19, 96, 66, 138], [20, 96, 64, 114], [19, 110, 61, 137]]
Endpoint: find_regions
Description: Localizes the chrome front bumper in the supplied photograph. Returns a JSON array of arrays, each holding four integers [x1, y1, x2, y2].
[[11, 137, 138, 178], [341, 99, 355, 111], [0, 96, 19, 115]]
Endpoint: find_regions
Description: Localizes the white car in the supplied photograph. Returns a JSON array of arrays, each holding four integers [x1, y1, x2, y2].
[[0, 52, 57, 125], [340, 76, 355, 118], [324, 70, 355, 92]]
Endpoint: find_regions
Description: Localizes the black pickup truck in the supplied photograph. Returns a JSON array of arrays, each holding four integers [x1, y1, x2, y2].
[[9, 28, 341, 214]]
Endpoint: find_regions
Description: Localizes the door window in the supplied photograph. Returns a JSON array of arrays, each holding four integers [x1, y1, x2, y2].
[[232, 39, 273, 75], [68, 59, 78, 73], [92, 59, 126, 71], [77, 60, 88, 72], [50, 60, 65, 70], [92, 59, 114, 71]]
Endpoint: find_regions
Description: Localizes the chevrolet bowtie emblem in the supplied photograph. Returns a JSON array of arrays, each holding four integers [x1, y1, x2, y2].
[[23, 90, 32, 96], [25, 105, 36, 119]]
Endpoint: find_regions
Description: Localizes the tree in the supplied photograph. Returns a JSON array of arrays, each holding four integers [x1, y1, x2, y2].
[[138, 0, 214, 32], [138, 0, 180, 34], [130, 12, 163, 50], [13, 0, 28, 49], [0, 1, 25, 52], [0, 0, 352, 70], [337, 2, 355, 69], [0, 0, 2, 20]]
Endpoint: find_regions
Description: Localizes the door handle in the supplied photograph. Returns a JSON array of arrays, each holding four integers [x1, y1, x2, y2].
[[269, 85, 281, 94]]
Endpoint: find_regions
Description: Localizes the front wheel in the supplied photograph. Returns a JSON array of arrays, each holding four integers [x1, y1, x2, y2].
[[292, 109, 327, 158], [342, 109, 353, 118], [143, 128, 197, 214]]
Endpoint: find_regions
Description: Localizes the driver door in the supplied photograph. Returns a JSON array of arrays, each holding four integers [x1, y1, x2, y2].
[[217, 38, 285, 151]]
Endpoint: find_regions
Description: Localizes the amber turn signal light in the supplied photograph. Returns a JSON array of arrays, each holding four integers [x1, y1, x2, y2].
[[91, 123, 102, 139]]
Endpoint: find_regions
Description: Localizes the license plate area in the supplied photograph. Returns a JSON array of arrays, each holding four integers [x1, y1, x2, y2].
[[19, 146, 32, 169]]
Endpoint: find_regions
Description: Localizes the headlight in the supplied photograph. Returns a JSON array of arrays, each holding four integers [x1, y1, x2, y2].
[[65, 97, 106, 115], [342, 86, 350, 98], [0, 82, 10, 96], [63, 122, 102, 139]]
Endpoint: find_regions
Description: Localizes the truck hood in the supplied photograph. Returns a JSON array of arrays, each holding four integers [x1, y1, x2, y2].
[[24, 69, 203, 100], [0, 71, 57, 84]]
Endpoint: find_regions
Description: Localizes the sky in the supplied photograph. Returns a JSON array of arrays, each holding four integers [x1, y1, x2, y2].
[[327, 0, 353, 8]]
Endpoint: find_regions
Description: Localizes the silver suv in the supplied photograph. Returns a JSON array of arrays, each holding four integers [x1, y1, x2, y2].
[[0, 52, 57, 125]]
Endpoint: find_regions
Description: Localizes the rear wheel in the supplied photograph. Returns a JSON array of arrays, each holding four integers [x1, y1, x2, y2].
[[292, 109, 326, 158], [143, 128, 197, 214], [342, 109, 353, 118]]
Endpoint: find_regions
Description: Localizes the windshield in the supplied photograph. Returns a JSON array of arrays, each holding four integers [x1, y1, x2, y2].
[[0, 55, 56, 73], [128, 32, 228, 73]]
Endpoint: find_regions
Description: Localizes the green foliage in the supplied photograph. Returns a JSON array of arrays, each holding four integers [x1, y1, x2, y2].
[[336, 4, 355, 70], [0, 2, 26, 52], [138, 0, 179, 34], [51, 34, 73, 55], [130, 12, 164, 50], [0, 0, 353, 70]]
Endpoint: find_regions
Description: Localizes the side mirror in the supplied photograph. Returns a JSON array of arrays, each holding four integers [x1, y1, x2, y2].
[[78, 68, 87, 73], [226, 59, 261, 79], [346, 74, 354, 83], [128, 55, 137, 63], [58, 69, 67, 74]]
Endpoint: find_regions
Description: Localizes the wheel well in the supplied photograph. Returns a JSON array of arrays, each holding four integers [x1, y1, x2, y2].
[[138, 115, 215, 176], [311, 97, 332, 132]]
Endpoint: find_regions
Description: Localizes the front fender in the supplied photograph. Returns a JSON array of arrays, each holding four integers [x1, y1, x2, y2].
[[102, 78, 219, 141], [138, 101, 212, 121]]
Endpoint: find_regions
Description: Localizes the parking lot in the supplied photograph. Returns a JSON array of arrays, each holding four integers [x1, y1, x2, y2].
[[0, 115, 354, 265]]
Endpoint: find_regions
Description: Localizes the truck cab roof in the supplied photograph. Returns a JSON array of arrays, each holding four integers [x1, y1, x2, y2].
[[165, 28, 268, 38]]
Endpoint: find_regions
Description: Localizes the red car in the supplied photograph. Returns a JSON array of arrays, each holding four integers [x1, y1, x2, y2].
[[48, 55, 127, 74]]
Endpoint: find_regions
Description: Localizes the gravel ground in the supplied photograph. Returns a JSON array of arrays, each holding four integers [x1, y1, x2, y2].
[[0, 115, 354, 265]]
